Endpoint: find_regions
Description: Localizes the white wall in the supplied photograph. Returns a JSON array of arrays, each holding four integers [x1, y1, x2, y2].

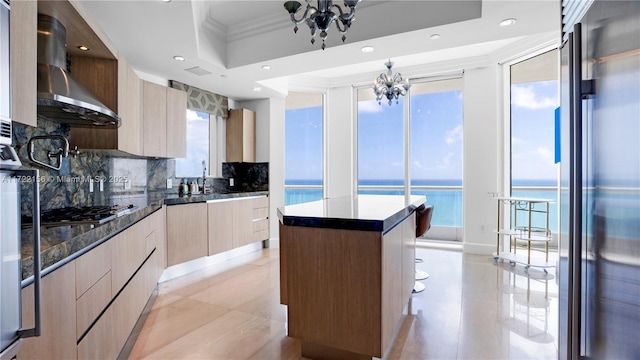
[[238, 98, 285, 246], [325, 86, 356, 198], [462, 65, 503, 254]]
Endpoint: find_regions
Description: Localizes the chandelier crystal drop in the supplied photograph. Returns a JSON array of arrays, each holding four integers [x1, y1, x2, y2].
[[373, 60, 411, 106], [284, 0, 361, 50]]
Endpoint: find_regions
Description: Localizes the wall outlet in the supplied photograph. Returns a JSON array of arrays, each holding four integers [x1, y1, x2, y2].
[[229, 178, 234, 187], [166, 178, 172, 189]]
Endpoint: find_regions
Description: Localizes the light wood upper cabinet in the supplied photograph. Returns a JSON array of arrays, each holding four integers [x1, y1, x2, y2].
[[166, 86, 187, 158], [10, 0, 37, 127], [226, 109, 256, 162], [142, 81, 167, 158], [116, 56, 143, 155], [142, 80, 187, 158]]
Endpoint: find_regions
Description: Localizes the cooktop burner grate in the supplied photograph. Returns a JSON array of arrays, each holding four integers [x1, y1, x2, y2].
[[22, 204, 137, 227]]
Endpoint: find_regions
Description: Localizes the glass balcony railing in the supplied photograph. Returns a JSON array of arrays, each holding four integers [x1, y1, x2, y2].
[[284, 184, 559, 232]]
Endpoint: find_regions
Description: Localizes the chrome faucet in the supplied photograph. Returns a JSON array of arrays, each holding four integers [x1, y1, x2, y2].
[[27, 135, 70, 171]]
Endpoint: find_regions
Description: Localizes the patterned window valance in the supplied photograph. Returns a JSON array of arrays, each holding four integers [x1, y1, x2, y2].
[[169, 80, 229, 118]]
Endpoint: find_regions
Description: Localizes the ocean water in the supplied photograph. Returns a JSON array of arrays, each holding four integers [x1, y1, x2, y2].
[[284, 179, 559, 231]]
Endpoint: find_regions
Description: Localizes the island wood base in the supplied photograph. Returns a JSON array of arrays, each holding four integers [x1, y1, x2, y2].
[[279, 212, 416, 359]]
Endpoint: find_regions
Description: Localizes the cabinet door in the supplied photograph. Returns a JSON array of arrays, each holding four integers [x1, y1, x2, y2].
[[143, 81, 167, 157], [166, 203, 208, 266], [117, 56, 143, 155], [242, 110, 256, 162], [166, 87, 187, 158], [208, 201, 234, 255], [19, 262, 77, 360], [10, 0, 37, 127], [226, 109, 256, 162], [232, 198, 255, 248]]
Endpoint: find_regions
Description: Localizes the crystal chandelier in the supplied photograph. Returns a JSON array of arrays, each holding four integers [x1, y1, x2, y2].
[[373, 60, 411, 105], [284, 0, 361, 50]]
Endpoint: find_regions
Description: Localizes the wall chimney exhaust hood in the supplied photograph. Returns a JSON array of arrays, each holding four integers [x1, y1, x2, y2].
[[36, 14, 120, 127]]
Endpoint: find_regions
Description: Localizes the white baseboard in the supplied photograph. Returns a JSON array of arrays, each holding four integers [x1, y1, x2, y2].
[[159, 242, 263, 283]]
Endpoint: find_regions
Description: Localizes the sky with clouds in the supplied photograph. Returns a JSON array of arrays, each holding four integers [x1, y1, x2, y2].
[[285, 80, 557, 185]]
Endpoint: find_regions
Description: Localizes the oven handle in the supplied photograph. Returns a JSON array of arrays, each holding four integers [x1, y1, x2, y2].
[[17, 169, 42, 338]]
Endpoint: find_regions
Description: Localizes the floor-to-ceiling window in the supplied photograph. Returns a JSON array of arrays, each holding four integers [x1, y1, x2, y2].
[[410, 78, 464, 233], [284, 92, 324, 205], [509, 50, 559, 236], [357, 75, 464, 240], [357, 88, 405, 195]]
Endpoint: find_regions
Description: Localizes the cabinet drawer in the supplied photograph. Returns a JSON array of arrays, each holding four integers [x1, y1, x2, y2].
[[253, 218, 269, 232], [252, 196, 268, 209], [76, 271, 112, 340], [76, 240, 112, 299], [252, 207, 269, 220]]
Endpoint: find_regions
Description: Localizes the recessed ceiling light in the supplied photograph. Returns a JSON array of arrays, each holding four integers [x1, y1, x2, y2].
[[78, 45, 90, 51], [161, 0, 171, 2], [261, 65, 271, 70], [361, 46, 374, 53], [499, 18, 517, 27], [430, 34, 441, 40], [253, 87, 262, 92], [173, 55, 185, 61]]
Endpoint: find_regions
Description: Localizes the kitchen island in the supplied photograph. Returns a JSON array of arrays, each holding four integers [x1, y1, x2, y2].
[[278, 194, 425, 359]]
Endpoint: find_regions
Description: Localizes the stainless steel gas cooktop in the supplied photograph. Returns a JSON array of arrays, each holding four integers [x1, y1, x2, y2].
[[22, 204, 137, 228]]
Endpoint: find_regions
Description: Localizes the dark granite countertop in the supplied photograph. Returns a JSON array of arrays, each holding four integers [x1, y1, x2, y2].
[[163, 191, 269, 205], [21, 191, 269, 282], [277, 194, 426, 233]]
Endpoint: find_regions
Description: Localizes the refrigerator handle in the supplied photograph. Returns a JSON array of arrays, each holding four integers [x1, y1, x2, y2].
[[17, 169, 42, 339]]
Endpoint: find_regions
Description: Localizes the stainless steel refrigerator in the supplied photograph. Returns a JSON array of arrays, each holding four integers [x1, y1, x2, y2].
[[559, 1, 640, 359], [1, 1, 42, 359]]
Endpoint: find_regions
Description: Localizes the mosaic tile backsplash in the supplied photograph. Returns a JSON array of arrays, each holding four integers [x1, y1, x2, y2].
[[12, 118, 269, 215]]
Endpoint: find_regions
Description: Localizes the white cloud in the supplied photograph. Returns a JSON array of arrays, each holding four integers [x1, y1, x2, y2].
[[512, 85, 557, 110], [412, 160, 423, 169], [438, 152, 454, 168], [187, 109, 208, 122], [358, 101, 384, 113], [446, 124, 463, 145]]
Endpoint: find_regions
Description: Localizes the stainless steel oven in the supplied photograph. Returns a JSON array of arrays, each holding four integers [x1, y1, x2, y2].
[[1, 1, 42, 359]]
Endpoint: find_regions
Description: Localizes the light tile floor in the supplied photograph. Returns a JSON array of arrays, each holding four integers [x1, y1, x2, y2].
[[127, 245, 558, 360]]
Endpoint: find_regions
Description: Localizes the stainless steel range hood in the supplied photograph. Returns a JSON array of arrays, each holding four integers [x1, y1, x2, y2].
[[37, 14, 120, 127]]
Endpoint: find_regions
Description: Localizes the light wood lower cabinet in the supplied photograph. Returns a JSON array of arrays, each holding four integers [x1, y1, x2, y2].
[[206, 196, 269, 256], [19, 262, 77, 360], [207, 200, 234, 255], [78, 250, 158, 359], [19, 207, 166, 359], [166, 203, 208, 266], [232, 198, 254, 248]]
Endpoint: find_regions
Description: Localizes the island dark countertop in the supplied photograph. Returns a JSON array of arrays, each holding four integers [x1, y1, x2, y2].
[[21, 191, 269, 282], [278, 194, 426, 233]]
